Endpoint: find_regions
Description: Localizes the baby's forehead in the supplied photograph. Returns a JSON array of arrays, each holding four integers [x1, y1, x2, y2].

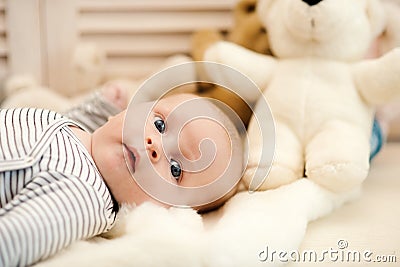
[[155, 94, 204, 110], [155, 96, 231, 159], [155, 95, 219, 119], [158, 96, 225, 132]]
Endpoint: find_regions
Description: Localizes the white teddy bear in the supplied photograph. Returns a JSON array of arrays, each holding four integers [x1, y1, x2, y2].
[[204, 0, 400, 192]]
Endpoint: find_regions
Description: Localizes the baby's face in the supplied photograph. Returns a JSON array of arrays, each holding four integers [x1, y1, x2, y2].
[[91, 94, 234, 208]]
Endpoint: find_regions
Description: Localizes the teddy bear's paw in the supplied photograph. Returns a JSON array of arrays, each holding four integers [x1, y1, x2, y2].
[[260, 164, 301, 190], [306, 162, 369, 193]]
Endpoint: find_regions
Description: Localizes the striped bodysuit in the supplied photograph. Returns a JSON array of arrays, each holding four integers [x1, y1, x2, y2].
[[0, 108, 117, 267]]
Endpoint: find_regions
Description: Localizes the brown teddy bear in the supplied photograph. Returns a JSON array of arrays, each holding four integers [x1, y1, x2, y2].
[[191, 0, 270, 126], [192, 0, 270, 61]]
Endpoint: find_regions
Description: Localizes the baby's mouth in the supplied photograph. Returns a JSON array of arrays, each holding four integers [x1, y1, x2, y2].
[[123, 144, 138, 173]]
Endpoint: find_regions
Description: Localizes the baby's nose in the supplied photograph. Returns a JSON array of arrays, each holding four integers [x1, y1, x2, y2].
[[146, 136, 161, 163]]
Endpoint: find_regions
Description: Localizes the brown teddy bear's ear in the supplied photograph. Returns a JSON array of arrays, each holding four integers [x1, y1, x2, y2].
[[234, 0, 258, 23], [366, 0, 386, 38]]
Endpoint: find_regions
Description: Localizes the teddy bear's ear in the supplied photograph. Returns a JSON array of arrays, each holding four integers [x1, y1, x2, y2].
[[234, 0, 258, 24], [235, 0, 257, 16], [366, 0, 386, 38]]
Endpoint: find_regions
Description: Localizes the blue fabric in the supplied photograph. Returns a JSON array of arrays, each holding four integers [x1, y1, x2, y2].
[[370, 118, 384, 161]]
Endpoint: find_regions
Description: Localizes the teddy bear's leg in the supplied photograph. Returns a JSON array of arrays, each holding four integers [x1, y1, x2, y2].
[[305, 120, 370, 193], [243, 120, 304, 191]]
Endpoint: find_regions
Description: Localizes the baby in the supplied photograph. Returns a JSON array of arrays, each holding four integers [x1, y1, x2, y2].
[[0, 93, 243, 267]]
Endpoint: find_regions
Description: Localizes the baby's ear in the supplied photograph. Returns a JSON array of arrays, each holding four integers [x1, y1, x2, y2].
[[366, 0, 386, 38]]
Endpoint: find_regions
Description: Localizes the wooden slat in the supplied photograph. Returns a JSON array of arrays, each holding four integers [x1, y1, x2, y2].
[[79, 0, 237, 12], [0, 56, 8, 81], [81, 33, 191, 56], [44, 0, 78, 95], [6, 0, 43, 82], [0, 35, 7, 56], [77, 0, 237, 81], [79, 11, 233, 34], [104, 56, 169, 80], [0, 11, 5, 34]]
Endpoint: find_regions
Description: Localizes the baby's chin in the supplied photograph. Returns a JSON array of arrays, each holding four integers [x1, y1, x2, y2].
[[127, 174, 171, 209]]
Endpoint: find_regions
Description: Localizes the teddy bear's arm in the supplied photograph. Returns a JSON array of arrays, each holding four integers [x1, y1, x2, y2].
[[352, 47, 400, 106], [204, 41, 276, 103], [191, 29, 224, 62]]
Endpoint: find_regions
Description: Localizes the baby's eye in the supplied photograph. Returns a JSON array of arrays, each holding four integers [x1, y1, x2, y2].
[[170, 159, 182, 181], [154, 116, 165, 133]]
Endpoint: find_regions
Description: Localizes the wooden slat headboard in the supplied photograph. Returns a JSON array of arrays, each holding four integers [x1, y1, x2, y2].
[[0, 0, 8, 87], [1, 0, 237, 97], [78, 0, 236, 80]]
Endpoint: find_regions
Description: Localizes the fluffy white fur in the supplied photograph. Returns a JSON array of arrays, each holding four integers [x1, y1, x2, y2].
[[35, 179, 358, 267], [204, 0, 400, 192]]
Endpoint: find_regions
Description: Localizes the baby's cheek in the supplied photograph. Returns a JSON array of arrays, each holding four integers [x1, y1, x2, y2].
[[150, 159, 173, 183], [108, 146, 128, 173]]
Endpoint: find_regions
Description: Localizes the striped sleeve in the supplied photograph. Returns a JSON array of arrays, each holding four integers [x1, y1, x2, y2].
[[0, 172, 113, 267], [0, 108, 63, 163], [63, 92, 121, 133]]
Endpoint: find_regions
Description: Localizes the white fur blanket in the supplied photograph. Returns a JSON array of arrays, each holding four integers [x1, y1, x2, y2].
[[36, 179, 358, 267]]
